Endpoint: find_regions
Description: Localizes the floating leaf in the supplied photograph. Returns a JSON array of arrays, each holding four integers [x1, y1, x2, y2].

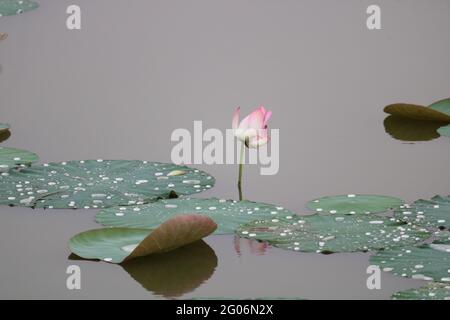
[[237, 215, 429, 254], [0, 123, 9, 133], [429, 98, 450, 115], [0, 160, 214, 208], [0, 130, 11, 143], [393, 198, 450, 230], [437, 124, 450, 137], [392, 282, 450, 300], [384, 116, 442, 142], [306, 194, 403, 215], [190, 297, 306, 300], [121, 240, 217, 298], [0, 32, 8, 41], [69, 214, 217, 264], [0, 0, 38, 16], [384, 103, 450, 123], [435, 230, 450, 242], [370, 241, 450, 282], [96, 198, 295, 234], [0, 146, 38, 172]]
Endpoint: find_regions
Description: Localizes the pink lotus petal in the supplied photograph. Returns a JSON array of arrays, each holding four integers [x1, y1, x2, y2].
[[247, 129, 270, 148], [232, 106, 240, 130], [259, 106, 266, 114], [247, 109, 265, 129], [263, 110, 272, 127]]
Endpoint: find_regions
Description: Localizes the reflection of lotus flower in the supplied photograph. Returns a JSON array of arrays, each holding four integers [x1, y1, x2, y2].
[[232, 106, 272, 148], [234, 236, 268, 257]]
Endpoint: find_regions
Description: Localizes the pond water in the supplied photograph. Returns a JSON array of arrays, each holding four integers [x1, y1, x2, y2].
[[1, 0, 450, 299]]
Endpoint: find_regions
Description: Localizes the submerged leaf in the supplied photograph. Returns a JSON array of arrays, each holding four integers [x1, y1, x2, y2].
[[392, 282, 450, 300], [69, 214, 217, 263], [96, 198, 295, 234], [306, 194, 403, 215], [0, 0, 38, 16], [0, 146, 38, 172], [236, 215, 429, 254], [384, 116, 442, 142], [0, 160, 214, 208], [121, 240, 217, 298], [384, 103, 450, 123], [370, 241, 450, 283]]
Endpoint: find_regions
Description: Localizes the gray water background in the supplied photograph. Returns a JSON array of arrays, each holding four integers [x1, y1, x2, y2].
[[1, 0, 450, 299]]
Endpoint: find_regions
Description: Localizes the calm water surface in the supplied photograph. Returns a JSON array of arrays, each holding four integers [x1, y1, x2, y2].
[[1, 0, 450, 299]]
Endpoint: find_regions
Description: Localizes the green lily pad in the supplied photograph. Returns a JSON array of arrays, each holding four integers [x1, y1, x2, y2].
[[69, 214, 217, 264], [0, 0, 38, 16], [236, 215, 429, 254], [370, 241, 450, 282], [435, 230, 450, 242], [384, 116, 442, 142], [306, 194, 404, 215], [0, 123, 9, 133], [121, 240, 217, 298], [392, 282, 450, 300], [96, 198, 295, 235], [393, 198, 450, 230], [0, 160, 214, 208], [437, 124, 450, 137], [0, 146, 38, 172], [429, 98, 450, 115], [384, 103, 450, 123]]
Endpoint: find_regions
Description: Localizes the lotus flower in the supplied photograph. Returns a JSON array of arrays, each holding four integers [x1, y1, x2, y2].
[[232, 106, 272, 148], [233, 106, 273, 201]]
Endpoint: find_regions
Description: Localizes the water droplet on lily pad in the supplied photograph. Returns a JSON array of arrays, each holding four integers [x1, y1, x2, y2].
[[370, 240, 450, 282], [69, 214, 217, 264], [0, 0, 38, 16], [391, 282, 450, 300], [96, 198, 295, 235], [307, 194, 404, 215], [0, 146, 38, 172], [0, 160, 214, 208], [393, 195, 450, 230], [237, 214, 429, 254]]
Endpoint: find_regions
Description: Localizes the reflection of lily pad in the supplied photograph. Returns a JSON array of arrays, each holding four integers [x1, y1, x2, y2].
[[0, 160, 214, 208], [0, 0, 38, 16], [122, 240, 217, 298], [384, 103, 450, 122], [370, 241, 450, 282], [437, 124, 450, 137], [392, 282, 450, 300], [237, 215, 429, 254], [0, 146, 38, 172], [96, 198, 295, 234], [306, 194, 403, 215], [394, 198, 450, 230], [69, 214, 217, 264], [0, 123, 9, 133], [384, 116, 442, 142]]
